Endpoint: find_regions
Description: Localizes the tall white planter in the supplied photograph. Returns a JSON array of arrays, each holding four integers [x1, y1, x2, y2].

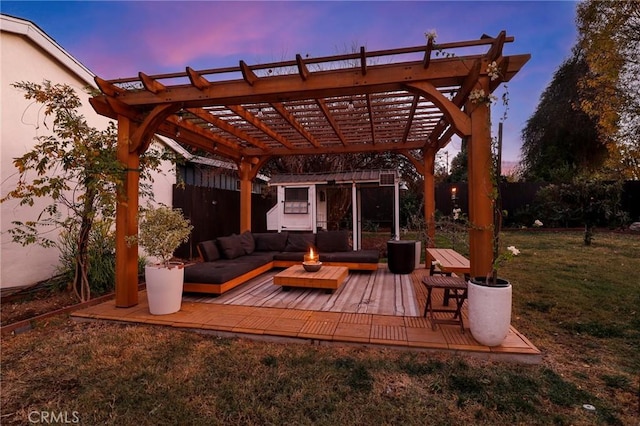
[[467, 277, 512, 347], [144, 263, 184, 315]]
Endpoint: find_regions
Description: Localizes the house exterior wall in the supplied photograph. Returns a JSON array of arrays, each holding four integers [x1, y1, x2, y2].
[[1, 16, 175, 288]]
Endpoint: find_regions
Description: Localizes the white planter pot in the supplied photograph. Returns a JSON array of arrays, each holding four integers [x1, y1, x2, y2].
[[414, 241, 422, 268], [467, 277, 512, 347], [144, 263, 184, 315]]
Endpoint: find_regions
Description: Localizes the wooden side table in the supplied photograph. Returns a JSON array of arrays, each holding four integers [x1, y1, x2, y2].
[[422, 275, 468, 332]]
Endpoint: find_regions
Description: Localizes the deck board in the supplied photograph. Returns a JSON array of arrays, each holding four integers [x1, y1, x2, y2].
[[184, 267, 421, 317]]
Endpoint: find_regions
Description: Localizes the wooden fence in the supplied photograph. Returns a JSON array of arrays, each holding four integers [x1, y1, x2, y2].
[[172, 184, 275, 259], [436, 181, 640, 224]]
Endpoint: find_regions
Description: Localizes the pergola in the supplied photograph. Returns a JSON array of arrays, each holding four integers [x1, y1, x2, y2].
[[90, 31, 530, 308]]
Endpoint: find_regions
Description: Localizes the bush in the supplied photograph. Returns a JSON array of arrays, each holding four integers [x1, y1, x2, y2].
[[57, 220, 116, 296], [533, 179, 628, 243]]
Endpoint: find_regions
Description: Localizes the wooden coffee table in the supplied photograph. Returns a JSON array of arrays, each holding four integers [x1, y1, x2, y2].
[[273, 265, 348, 294]]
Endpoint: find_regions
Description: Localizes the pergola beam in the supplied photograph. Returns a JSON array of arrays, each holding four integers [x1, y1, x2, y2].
[[186, 66, 211, 90], [240, 60, 259, 86], [98, 57, 514, 107], [226, 104, 296, 149], [243, 139, 426, 157], [271, 102, 322, 148], [187, 107, 270, 150], [316, 99, 349, 146], [296, 54, 310, 81], [139, 72, 166, 94], [365, 94, 376, 145]]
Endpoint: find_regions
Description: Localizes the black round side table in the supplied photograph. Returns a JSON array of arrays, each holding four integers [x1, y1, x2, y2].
[[387, 240, 416, 274]]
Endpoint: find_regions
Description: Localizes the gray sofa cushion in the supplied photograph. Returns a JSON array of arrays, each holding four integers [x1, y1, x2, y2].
[[284, 233, 316, 252], [253, 232, 289, 252], [184, 257, 266, 284], [316, 230, 350, 252], [239, 230, 255, 254], [273, 251, 305, 262], [198, 240, 220, 262], [321, 250, 379, 264], [217, 234, 245, 259]]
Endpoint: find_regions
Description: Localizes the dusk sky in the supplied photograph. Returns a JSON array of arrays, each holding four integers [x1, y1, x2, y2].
[[1, 1, 579, 165]]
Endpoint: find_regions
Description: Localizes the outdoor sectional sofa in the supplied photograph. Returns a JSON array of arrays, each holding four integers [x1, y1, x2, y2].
[[183, 230, 379, 295]]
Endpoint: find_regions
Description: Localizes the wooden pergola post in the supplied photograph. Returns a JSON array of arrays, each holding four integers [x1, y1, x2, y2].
[[423, 149, 436, 248], [467, 74, 495, 278], [238, 159, 253, 233], [115, 116, 141, 307]]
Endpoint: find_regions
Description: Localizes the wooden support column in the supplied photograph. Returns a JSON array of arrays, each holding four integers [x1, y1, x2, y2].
[[467, 76, 495, 278], [238, 160, 253, 232], [423, 150, 436, 249], [115, 117, 140, 307]]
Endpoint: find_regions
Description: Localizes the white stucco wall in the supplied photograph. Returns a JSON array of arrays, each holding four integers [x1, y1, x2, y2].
[[1, 16, 175, 288]]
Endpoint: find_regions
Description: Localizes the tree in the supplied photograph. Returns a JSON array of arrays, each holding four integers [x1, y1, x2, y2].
[[519, 51, 606, 182], [1, 81, 171, 301], [576, 1, 640, 179], [447, 141, 468, 183]]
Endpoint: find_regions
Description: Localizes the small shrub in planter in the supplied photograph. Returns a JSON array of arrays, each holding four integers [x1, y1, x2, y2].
[[135, 206, 193, 268]]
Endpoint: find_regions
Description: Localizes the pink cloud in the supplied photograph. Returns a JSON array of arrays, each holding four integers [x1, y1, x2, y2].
[[132, 2, 320, 70]]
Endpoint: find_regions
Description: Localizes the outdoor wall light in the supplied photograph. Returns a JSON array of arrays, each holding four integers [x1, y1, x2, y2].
[[257, 108, 264, 118], [347, 100, 355, 111]]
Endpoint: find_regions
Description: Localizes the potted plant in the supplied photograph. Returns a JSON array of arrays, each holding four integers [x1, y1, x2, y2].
[[467, 243, 520, 346], [134, 206, 193, 315]]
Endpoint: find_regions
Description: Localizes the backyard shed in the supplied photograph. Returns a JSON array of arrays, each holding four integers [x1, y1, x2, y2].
[[266, 170, 402, 248]]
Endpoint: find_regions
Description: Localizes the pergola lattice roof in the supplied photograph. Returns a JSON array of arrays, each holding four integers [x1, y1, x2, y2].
[[90, 31, 529, 164]]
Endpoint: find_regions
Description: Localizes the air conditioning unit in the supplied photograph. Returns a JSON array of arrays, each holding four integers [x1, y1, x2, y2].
[[379, 172, 396, 186]]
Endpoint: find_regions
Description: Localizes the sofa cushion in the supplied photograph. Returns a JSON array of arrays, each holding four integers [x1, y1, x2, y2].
[[253, 232, 289, 252], [216, 234, 245, 259], [239, 230, 255, 254], [321, 249, 379, 264], [273, 251, 305, 262], [284, 233, 316, 252], [198, 240, 220, 262], [316, 230, 351, 252], [184, 259, 263, 284]]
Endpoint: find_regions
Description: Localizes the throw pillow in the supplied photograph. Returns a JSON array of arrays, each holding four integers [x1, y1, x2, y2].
[[253, 232, 289, 252], [198, 240, 220, 262], [316, 230, 351, 252], [239, 231, 255, 254], [216, 234, 245, 259], [284, 233, 316, 252]]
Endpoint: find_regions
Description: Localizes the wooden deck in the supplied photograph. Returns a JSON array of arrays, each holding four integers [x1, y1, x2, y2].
[[72, 265, 541, 363]]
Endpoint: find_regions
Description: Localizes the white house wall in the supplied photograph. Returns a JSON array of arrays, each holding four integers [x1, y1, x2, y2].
[[1, 17, 175, 288]]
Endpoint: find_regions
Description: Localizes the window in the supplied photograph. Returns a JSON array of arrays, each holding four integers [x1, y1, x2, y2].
[[284, 187, 309, 214]]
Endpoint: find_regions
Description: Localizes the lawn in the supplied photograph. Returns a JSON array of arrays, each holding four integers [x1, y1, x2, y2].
[[1, 231, 638, 425]]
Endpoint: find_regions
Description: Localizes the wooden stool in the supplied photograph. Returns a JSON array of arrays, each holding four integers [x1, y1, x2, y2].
[[422, 275, 468, 332]]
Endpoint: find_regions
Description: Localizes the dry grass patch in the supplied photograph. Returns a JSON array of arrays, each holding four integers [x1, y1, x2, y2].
[[0, 318, 632, 425]]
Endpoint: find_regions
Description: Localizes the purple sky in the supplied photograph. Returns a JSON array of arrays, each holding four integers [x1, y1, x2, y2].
[[1, 1, 578, 164]]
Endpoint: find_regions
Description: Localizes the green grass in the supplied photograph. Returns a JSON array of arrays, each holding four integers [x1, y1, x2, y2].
[[2, 231, 639, 425]]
